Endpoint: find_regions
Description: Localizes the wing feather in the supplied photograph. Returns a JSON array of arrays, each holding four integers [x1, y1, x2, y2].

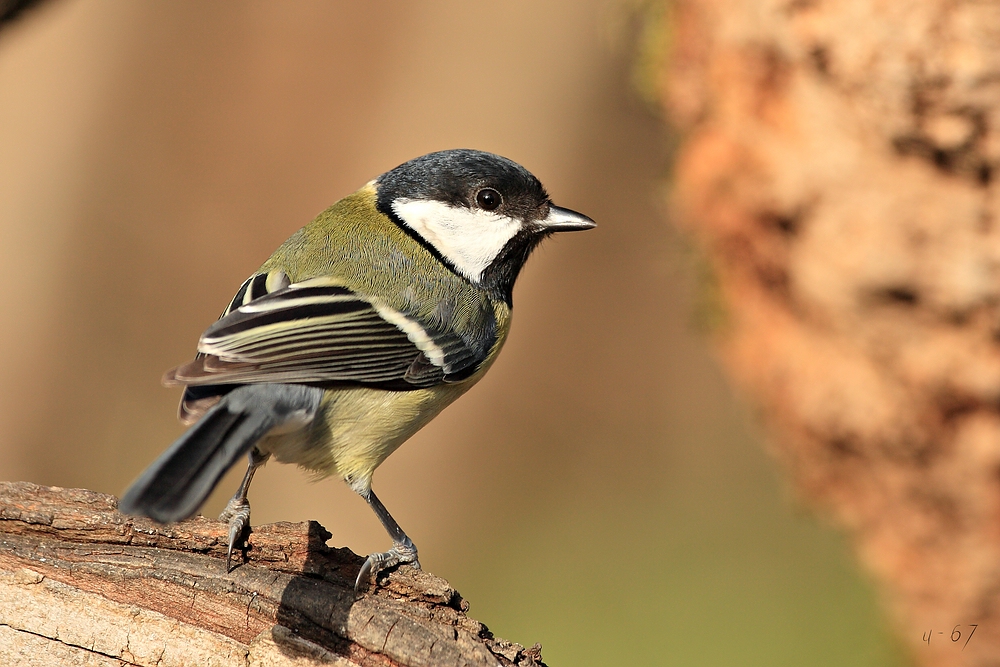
[[167, 276, 491, 393]]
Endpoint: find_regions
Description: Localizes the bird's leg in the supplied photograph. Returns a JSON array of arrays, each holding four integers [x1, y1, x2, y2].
[[354, 489, 420, 593], [218, 446, 270, 572]]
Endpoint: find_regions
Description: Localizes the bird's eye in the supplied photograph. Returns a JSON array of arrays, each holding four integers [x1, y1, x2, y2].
[[475, 188, 502, 211]]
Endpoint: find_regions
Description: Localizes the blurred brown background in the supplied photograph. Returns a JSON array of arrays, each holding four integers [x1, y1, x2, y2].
[[0, 2, 902, 665]]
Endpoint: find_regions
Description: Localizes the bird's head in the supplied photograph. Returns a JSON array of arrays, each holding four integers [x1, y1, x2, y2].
[[375, 149, 595, 303]]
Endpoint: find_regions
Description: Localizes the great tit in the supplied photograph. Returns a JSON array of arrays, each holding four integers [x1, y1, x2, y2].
[[119, 149, 595, 591]]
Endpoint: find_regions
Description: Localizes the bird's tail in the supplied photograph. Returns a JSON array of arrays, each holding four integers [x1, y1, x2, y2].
[[119, 383, 322, 522]]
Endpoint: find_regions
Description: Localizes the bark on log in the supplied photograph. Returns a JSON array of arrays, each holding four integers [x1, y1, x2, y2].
[[659, 1, 1000, 665], [0, 481, 545, 667]]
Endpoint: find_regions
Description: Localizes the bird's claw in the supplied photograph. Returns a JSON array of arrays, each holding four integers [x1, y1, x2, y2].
[[219, 497, 252, 572], [354, 539, 420, 595]]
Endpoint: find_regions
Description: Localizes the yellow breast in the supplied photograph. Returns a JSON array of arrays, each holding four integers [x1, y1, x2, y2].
[[259, 301, 510, 494]]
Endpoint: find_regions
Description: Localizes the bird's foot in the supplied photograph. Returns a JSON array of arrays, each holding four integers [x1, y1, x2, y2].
[[354, 538, 420, 594], [218, 497, 252, 572]]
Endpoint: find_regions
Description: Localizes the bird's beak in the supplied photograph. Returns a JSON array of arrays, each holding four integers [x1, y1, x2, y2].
[[539, 204, 597, 232]]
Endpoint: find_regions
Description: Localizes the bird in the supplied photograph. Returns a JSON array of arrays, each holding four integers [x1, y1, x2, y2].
[[119, 149, 595, 591]]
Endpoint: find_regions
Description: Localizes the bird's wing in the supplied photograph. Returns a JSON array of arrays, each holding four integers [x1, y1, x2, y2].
[[166, 275, 488, 390]]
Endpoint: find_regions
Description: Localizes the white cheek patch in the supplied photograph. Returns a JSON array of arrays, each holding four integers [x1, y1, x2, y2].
[[391, 198, 522, 283]]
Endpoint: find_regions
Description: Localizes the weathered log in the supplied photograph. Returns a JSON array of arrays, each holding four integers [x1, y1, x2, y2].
[[0, 481, 544, 667]]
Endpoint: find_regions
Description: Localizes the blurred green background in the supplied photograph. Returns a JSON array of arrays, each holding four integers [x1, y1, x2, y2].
[[0, 1, 906, 664]]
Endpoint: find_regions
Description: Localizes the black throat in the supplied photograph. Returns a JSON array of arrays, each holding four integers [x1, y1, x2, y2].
[[479, 228, 549, 307]]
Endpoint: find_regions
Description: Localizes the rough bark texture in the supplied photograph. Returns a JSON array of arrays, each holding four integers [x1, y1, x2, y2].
[[662, 0, 1000, 665], [660, 1, 1000, 665], [0, 482, 544, 667]]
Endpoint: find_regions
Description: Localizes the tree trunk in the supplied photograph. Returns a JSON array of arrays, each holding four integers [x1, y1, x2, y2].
[[659, 1, 1000, 665], [0, 482, 544, 667]]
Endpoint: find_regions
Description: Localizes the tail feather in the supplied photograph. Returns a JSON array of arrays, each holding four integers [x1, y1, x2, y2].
[[119, 383, 322, 523]]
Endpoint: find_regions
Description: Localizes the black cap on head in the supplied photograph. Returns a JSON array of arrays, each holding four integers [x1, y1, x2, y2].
[[375, 149, 552, 223]]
